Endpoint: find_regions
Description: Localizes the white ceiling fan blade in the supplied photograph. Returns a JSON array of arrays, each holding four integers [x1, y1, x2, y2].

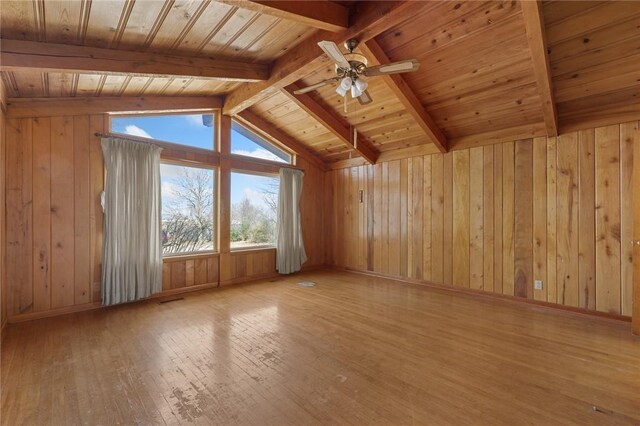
[[317, 40, 351, 69], [363, 59, 420, 76], [357, 90, 373, 105]]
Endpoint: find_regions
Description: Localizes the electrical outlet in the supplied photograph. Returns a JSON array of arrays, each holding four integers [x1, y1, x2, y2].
[[534, 280, 543, 290]]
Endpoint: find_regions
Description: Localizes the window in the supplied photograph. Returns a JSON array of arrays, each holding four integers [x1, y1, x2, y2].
[[231, 120, 291, 163], [161, 164, 216, 255], [230, 171, 279, 249], [111, 113, 215, 150]]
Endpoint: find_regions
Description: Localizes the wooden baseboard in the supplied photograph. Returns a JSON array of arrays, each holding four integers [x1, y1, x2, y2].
[[6, 265, 326, 323], [7, 282, 219, 324], [329, 265, 632, 323], [221, 272, 280, 286]]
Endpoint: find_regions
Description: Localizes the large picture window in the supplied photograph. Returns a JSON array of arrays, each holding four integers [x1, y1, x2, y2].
[[230, 171, 279, 249], [161, 164, 216, 255], [111, 113, 215, 150], [231, 120, 291, 163]]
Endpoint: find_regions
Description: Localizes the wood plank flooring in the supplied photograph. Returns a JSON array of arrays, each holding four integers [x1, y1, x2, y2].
[[1, 270, 639, 425]]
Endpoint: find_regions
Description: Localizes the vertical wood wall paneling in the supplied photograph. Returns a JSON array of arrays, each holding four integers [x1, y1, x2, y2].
[[483, 146, 494, 293], [400, 159, 408, 277], [514, 139, 533, 299], [322, 121, 635, 316], [532, 137, 547, 301], [632, 121, 640, 334], [595, 125, 621, 314], [422, 155, 432, 282], [546, 137, 558, 303], [51, 117, 75, 309], [452, 150, 470, 287], [388, 161, 401, 276], [32, 117, 52, 311], [7, 119, 34, 315], [469, 147, 484, 290], [366, 164, 374, 272], [430, 154, 444, 284], [373, 163, 382, 272], [406, 160, 413, 278], [619, 122, 635, 316], [74, 115, 91, 304], [0, 108, 5, 327], [493, 144, 504, 294], [578, 129, 596, 309], [443, 153, 453, 286], [411, 157, 423, 279], [502, 142, 515, 296], [556, 133, 579, 307]]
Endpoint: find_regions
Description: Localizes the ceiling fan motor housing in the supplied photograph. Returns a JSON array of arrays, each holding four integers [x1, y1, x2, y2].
[[335, 53, 368, 77]]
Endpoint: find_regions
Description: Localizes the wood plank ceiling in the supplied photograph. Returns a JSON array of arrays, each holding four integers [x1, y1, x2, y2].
[[1, 0, 639, 165], [0, 0, 316, 97]]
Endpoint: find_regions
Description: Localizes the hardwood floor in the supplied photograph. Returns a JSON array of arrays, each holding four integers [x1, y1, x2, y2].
[[1, 270, 639, 425]]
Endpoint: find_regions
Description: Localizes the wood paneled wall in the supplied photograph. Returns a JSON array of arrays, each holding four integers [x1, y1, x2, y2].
[[1, 106, 6, 331], [5, 113, 325, 322], [325, 121, 638, 316]]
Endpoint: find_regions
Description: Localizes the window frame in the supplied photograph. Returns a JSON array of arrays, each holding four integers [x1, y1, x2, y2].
[[230, 118, 294, 165], [109, 110, 217, 152], [229, 169, 280, 252], [160, 160, 219, 258]]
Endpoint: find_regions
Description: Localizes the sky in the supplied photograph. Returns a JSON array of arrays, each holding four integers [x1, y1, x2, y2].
[[112, 114, 281, 211]]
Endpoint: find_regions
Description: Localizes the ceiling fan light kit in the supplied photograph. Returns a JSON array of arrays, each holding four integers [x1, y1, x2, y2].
[[295, 38, 420, 109]]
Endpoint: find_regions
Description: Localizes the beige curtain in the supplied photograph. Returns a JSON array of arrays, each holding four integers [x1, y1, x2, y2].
[[101, 137, 163, 305], [276, 168, 307, 274]]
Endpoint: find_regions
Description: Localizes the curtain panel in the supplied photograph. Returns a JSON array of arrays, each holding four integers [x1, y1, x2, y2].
[[101, 137, 163, 305], [276, 168, 307, 274]]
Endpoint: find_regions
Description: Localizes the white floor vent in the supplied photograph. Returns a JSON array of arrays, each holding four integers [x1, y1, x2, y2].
[[297, 281, 317, 287]]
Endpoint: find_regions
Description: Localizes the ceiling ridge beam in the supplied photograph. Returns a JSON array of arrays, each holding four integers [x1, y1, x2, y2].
[[282, 83, 379, 164], [521, 0, 558, 136], [359, 39, 448, 153], [222, 0, 418, 115], [5, 96, 223, 118], [216, 0, 349, 32], [235, 109, 327, 171], [0, 39, 269, 82]]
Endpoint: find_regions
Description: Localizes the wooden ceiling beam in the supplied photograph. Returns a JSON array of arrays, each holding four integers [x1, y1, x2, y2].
[[448, 122, 547, 151], [326, 143, 442, 170], [521, 0, 558, 136], [359, 39, 448, 153], [235, 110, 327, 171], [5, 96, 222, 118], [282, 83, 379, 164], [216, 0, 349, 32], [222, 1, 417, 116], [0, 39, 269, 82]]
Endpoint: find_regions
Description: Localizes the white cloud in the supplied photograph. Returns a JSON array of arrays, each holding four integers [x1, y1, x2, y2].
[[124, 124, 152, 139], [243, 187, 261, 200], [184, 114, 205, 126], [232, 148, 284, 162], [161, 181, 180, 201]]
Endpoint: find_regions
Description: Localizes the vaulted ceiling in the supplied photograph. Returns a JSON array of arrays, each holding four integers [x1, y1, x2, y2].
[[1, 0, 639, 166]]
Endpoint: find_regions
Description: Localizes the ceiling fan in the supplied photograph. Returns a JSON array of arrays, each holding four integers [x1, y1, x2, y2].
[[293, 39, 420, 106]]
